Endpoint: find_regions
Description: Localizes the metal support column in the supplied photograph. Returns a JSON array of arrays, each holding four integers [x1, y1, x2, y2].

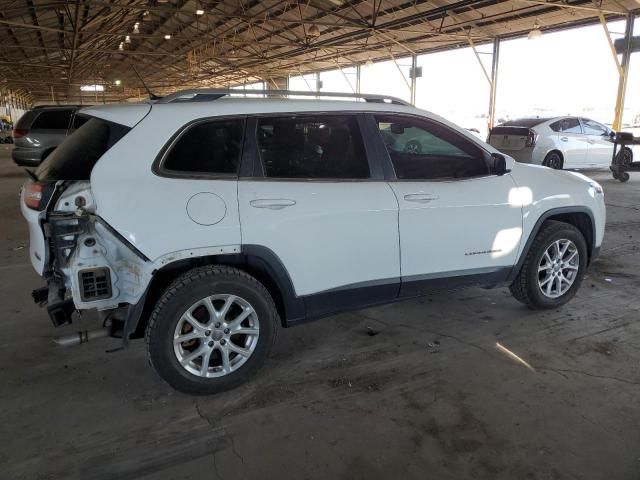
[[356, 64, 361, 94], [488, 37, 500, 133], [410, 54, 417, 105], [613, 14, 635, 131]]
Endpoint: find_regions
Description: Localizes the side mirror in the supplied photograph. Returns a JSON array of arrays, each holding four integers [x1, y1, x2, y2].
[[491, 153, 509, 176]]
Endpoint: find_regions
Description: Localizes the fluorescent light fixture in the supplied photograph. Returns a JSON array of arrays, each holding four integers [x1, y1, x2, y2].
[[133, 23, 140, 34], [125, 35, 131, 44], [114, 79, 122, 86], [80, 85, 105, 92], [196, 9, 204, 15], [164, 34, 172, 40], [118, 42, 124, 51]]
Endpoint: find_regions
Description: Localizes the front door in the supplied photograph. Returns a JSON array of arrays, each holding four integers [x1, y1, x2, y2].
[[371, 114, 523, 297], [238, 113, 400, 311], [581, 118, 614, 168]]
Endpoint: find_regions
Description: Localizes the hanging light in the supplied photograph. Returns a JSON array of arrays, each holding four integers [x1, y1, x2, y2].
[[196, 8, 205, 15], [118, 42, 124, 51], [114, 79, 122, 86], [164, 34, 172, 40], [133, 22, 140, 34], [307, 24, 321, 38], [528, 20, 543, 40], [125, 35, 131, 44]]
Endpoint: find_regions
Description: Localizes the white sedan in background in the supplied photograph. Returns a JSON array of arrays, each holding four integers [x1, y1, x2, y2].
[[488, 116, 633, 170]]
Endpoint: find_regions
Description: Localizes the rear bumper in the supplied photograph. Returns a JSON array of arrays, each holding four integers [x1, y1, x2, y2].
[[12, 147, 43, 166], [504, 149, 539, 165]]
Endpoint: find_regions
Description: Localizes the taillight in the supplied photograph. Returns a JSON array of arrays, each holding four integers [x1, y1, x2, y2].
[[525, 130, 538, 147], [12, 128, 28, 139], [23, 182, 54, 211]]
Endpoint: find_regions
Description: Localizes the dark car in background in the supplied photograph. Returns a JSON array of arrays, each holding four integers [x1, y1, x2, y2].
[[11, 105, 88, 166]]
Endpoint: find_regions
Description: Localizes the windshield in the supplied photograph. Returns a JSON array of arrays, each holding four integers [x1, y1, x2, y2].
[[35, 117, 130, 181]]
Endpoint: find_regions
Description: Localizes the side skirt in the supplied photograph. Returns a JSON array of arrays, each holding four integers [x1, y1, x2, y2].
[[287, 267, 512, 327]]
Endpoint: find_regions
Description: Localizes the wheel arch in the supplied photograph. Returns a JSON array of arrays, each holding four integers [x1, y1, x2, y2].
[[507, 206, 596, 283], [123, 246, 303, 342]]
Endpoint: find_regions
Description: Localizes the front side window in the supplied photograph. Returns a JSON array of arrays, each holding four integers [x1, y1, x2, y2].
[[31, 110, 73, 130], [163, 119, 244, 175], [375, 115, 488, 180], [581, 119, 608, 136], [256, 115, 369, 179]]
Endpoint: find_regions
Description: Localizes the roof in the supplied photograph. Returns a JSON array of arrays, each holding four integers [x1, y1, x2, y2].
[[2, 0, 637, 103]]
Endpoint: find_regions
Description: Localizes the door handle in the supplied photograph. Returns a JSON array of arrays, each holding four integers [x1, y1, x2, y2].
[[403, 193, 439, 203], [250, 199, 296, 210], [560, 137, 569, 142]]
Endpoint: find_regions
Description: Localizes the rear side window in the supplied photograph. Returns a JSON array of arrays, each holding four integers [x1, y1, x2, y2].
[[256, 115, 369, 179], [163, 119, 245, 175], [35, 118, 130, 181], [15, 111, 37, 129], [551, 118, 582, 134], [31, 110, 73, 130]]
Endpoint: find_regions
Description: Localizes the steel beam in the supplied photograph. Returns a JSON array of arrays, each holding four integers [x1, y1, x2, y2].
[[612, 14, 635, 131], [487, 37, 500, 132]]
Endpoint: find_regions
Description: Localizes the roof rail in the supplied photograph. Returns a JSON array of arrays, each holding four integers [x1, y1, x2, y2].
[[154, 89, 411, 106]]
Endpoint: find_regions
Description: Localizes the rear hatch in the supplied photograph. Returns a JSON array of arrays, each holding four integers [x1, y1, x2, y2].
[[488, 126, 533, 151], [20, 114, 135, 274], [488, 118, 547, 152]]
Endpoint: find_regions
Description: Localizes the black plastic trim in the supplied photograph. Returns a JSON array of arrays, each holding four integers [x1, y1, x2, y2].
[[506, 206, 597, 282]]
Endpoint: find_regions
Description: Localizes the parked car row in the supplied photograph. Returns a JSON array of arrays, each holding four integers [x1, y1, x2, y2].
[[488, 116, 633, 170]]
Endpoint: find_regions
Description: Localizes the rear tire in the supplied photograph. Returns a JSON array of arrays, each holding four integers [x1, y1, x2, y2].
[[146, 265, 278, 395], [510, 221, 588, 309], [543, 151, 563, 169]]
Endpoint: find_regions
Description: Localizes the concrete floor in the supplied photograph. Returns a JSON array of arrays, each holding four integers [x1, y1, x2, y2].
[[1, 143, 639, 480]]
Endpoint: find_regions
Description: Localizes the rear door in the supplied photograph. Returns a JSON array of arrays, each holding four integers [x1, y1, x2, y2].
[[555, 117, 588, 168], [237, 113, 400, 311], [581, 118, 614, 167]]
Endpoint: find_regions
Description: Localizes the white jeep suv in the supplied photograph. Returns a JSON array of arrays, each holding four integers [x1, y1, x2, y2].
[[21, 90, 605, 394]]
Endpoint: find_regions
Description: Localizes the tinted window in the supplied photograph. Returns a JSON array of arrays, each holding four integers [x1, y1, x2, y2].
[[35, 118, 130, 181], [376, 115, 488, 180], [31, 110, 73, 130], [72, 114, 89, 130], [582, 119, 608, 136], [257, 115, 369, 179], [15, 111, 37, 129], [555, 118, 582, 134], [163, 119, 244, 174]]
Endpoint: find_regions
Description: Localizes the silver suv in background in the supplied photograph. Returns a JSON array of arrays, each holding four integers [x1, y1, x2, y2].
[[12, 105, 88, 166]]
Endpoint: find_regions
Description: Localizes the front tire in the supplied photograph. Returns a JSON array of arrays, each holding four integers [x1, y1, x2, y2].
[[510, 221, 588, 309], [146, 265, 278, 394]]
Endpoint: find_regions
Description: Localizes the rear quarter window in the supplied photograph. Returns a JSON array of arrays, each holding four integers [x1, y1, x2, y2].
[[31, 110, 74, 130], [35, 118, 130, 181]]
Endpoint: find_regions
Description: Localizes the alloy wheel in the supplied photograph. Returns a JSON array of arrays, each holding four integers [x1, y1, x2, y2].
[[537, 239, 579, 299], [173, 294, 260, 378]]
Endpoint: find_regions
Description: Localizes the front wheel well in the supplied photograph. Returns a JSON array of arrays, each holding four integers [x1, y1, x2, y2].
[[541, 212, 594, 261]]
